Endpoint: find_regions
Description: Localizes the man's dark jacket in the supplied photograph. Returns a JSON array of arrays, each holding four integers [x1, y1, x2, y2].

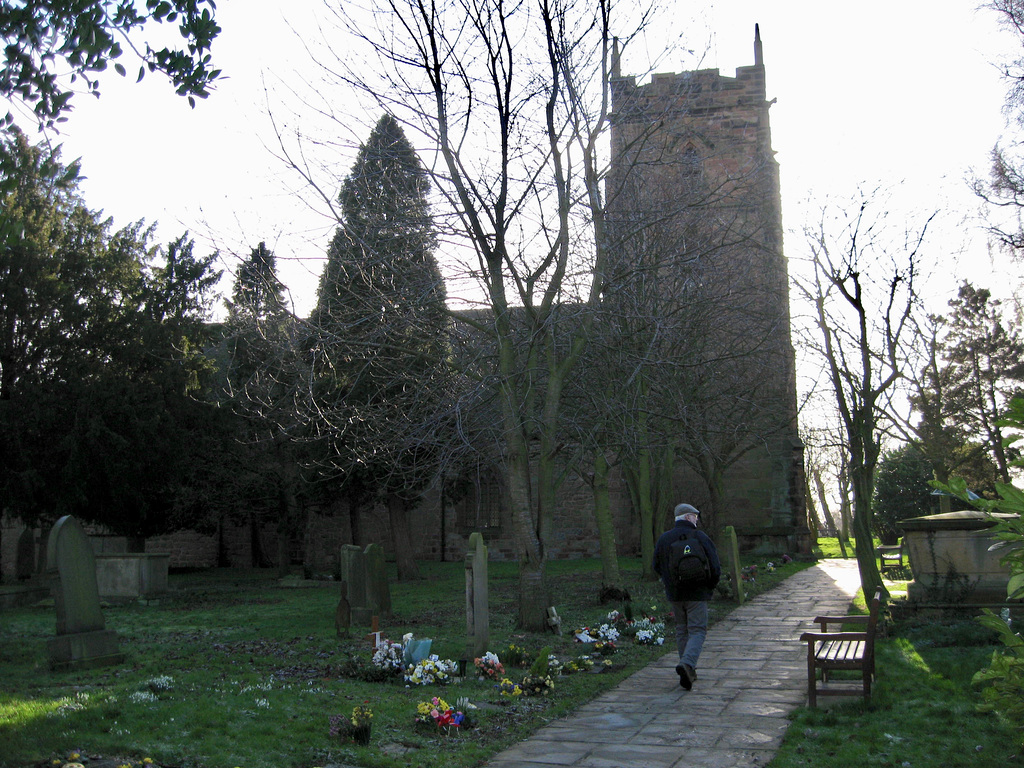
[[653, 519, 722, 602]]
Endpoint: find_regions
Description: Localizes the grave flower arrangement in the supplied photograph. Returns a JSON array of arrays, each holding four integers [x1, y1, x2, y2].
[[503, 643, 528, 667], [473, 651, 504, 680], [573, 623, 620, 644], [329, 705, 373, 745], [415, 696, 466, 734], [520, 674, 555, 696], [593, 640, 618, 656], [627, 617, 666, 645], [634, 628, 665, 646], [405, 654, 459, 686], [741, 564, 758, 582], [496, 677, 523, 697], [560, 655, 595, 674], [371, 639, 405, 673]]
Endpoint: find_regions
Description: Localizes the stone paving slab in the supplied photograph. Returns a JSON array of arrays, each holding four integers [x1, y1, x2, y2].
[[481, 558, 861, 768]]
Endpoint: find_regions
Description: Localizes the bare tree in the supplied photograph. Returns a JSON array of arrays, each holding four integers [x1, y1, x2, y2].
[[795, 188, 936, 600], [272, 0, 671, 628]]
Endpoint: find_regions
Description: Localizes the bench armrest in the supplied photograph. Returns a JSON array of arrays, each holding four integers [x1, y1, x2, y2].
[[813, 615, 868, 624], [800, 631, 869, 642], [813, 615, 868, 631]]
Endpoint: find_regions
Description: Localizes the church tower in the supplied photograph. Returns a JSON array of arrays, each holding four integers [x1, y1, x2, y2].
[[607, 27, 808, 552]]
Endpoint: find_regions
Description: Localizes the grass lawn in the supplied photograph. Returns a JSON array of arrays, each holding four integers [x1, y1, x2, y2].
[[0, 553, 805, 768], [4, 544, 1022, 768]]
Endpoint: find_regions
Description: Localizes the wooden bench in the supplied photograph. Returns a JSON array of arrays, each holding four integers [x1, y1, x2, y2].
[[877, 539, 904, 576], [799, 590, 881, 707]]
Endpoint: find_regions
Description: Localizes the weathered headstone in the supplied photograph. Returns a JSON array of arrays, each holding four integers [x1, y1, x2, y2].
[[45, 516, 125, 671], [363, 543, 392, 619], [335, 580, 351, 638], [722, 525, 744, 604], [464, 532, 489, 661], [340, 545, 372, 626]]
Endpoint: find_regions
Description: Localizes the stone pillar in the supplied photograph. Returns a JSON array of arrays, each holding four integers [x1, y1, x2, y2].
[[465, 532, 489, 661]]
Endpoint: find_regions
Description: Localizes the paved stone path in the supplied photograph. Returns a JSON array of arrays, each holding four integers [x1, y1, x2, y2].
[[483, 558, 862, 768]]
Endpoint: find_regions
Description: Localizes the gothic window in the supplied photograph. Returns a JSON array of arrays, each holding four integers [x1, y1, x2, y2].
[[680, 145, 702, 181]]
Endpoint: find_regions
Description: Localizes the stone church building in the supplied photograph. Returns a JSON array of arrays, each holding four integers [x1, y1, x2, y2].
[[1, 28, 808, 580]]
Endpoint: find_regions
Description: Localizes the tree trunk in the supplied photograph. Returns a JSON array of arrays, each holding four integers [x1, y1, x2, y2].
[[813, 470, 848, 558], [851, 464, 887, 600], [387, 494, 421, 581], [592, 451, 622, 591], [632, 451, 657, 580], [502, 397, 549, 630]]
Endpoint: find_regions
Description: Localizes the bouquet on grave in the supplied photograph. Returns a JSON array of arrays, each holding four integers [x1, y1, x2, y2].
[[473, 651, 505, 680], [627, 617, 666, 645], [415, 696, 466, 734], [371, 638, 405, 673], [573, 623, 620, 644], [593, 640, 618, 656], [405, 654, 459, 686], [520, 674, 555, 696], [496, 677, 524, 697]]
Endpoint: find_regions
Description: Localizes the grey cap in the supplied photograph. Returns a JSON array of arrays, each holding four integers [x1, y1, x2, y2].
[[674, 503, 701, 519]]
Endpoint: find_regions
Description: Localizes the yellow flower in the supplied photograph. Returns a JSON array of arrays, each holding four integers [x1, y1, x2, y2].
[[143, 760, 154, 765]]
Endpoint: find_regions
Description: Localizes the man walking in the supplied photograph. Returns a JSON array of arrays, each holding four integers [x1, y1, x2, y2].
[[653, 503, 721, 690]]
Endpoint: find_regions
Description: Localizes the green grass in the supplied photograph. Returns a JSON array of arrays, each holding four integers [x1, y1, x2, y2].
[[12, 548, 1018, 768], [0, 554, 806, 768]]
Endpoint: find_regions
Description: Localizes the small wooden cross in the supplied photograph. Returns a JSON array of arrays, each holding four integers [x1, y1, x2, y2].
[[365, 615, 382, 648]]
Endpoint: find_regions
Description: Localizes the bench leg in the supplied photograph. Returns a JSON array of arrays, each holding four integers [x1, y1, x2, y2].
[[807, 654, 817, 708]]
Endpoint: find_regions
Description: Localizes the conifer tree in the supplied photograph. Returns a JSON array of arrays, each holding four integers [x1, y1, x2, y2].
[[310, 114, 449, 580]]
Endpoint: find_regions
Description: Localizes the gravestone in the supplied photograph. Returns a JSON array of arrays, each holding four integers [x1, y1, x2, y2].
[[340, 545, 372, 626], [364, 543, 392, 619], [464, 532, 489, 661], [15, 528, 35, 581], [45, 516, 125, 671], [722, 526, 744, 604]]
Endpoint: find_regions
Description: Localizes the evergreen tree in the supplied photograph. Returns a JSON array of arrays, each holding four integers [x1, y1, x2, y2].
[[872, 444, 936, 544], [310, 114, 449, 580], [943, 281, 1024, 482], [222, 241, 307, 570], [229, 241, 288, 320], [0, 128, 227, 537]]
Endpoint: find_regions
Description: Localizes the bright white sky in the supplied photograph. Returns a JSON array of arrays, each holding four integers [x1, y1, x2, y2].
[[24, 0, 1024, 320]]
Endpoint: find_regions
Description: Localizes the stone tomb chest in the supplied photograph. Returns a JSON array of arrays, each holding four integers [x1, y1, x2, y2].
[[900, 510, 1018, 604], [94, 553, 170, 602]]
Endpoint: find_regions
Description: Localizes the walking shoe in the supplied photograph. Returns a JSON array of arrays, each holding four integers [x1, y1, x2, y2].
[[675, 663, 692, 690], [684, 664, 696, 683]]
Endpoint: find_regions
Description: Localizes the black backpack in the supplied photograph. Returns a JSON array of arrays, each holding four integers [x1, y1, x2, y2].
[[668, 533, 711, 590]]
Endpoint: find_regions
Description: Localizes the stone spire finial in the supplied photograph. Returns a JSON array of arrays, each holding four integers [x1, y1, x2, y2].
[[611, 37, 621, 79], [754, 23, 763, 66]]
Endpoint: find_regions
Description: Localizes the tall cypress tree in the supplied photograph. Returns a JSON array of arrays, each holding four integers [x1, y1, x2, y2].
[[310, 114, 449, 580]]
